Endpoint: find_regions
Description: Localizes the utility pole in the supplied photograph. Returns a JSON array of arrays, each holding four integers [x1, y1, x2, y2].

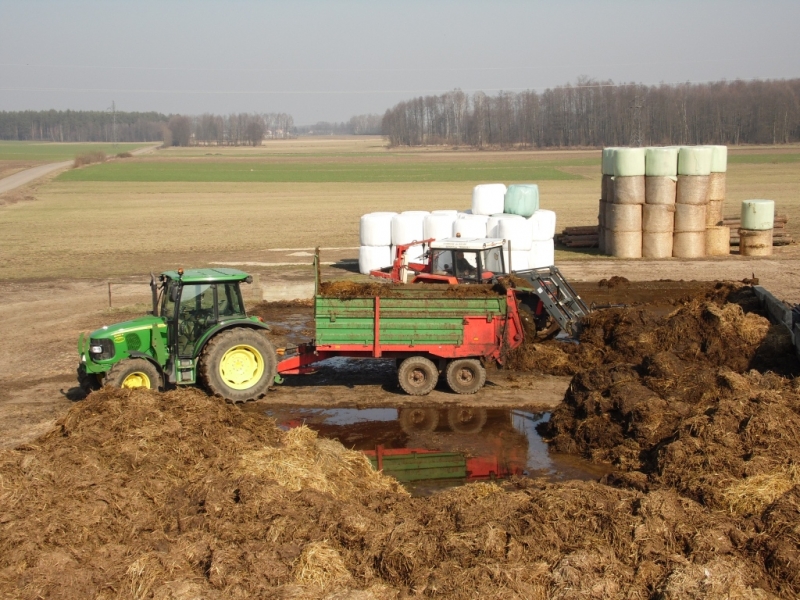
[[630, 91, 643, 147], [109, 101, 117, 147]]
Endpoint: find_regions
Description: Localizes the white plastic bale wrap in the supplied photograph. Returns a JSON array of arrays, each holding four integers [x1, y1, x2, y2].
[[708, 172, 726, 201], [497, 218, 534, 251], [645, 176, 677, 205], [602, 147, 617, 175], [606, 204, 642, 232], [503, 184, 540, 217], [471, 183, 507, 216], [705, 226, 731, 256], [642, 232, 673, 258], [706, 200, 724, 227], [358, 246, 393, 275], [391, 213, 426, 246], [453, 215, 488, 238], [741, 199, 775, 230], [674, 204, 707, 232], [423, 213, 457, 241], [528, 209, 557, 241], [430, 209, 458, 216], [505, 249, 531, 272], [676, 175, 710, 205], [529, 239, 555, 269], [486, 214, 522, 238], [613, 176, 645, 205], [642, 204, 675, 233], [613, 147, 646, 177], [645, 147, 679, 177], [739, 229, 773, 256], [359, 212, 396, 246], [672, 232, 706, 258], [708, 145, 728, 173], [607, 231, 642, 258], [678, 147, 713, 176], [401, 210, 430, 217]]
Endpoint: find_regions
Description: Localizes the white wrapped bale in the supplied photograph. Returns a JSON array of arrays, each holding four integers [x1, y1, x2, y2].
[[359, 212, 396, 246], [613, 148, 646, 177], [358, 246, 393, 275], [678, 147, 713, 176], [708, 145, 728, 173], [645, 147, 679, 177], [504, 184, 540, 217], [505, 249, 531, 271], [497, 218, 534, 251], [423, 213, 457, 241], [431, 209, 458, 216], [528, 209, 557, 241], [453, 215, 488, 238], [471, 184, 507, 216], [391, 213, 425, 246], [401, 210, 430, 217], [741, 199, 775, 230], [529, 239, 555, 269], [602, 148, 617, 175], [487, 214, 522, 237]]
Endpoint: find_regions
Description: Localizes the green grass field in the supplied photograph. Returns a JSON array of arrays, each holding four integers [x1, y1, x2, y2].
[[0, 142, 151, 162]]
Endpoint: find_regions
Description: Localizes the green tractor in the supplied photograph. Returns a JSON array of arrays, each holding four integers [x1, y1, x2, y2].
[[77, 268, 276, 402]]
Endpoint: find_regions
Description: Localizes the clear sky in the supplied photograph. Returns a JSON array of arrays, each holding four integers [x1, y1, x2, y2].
[[1, 0, 798, 125]]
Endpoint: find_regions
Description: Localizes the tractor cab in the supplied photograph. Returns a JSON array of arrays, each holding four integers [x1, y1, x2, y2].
[[412, 238, 508, 284]]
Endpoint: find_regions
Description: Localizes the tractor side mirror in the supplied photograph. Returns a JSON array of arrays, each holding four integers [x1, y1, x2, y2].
[[169, 285, 179, 303]]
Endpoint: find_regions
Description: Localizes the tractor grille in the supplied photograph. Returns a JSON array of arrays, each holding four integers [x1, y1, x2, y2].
[[125, 333, 142, 351], [89, 338, 115, 360]]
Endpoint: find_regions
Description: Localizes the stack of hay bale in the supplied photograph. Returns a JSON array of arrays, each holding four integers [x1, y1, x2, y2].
[[359, 212, 396, 274], [643, 147, 678, 258], [739, 199, 775, 256], [605, 148, 645, 258], [705, 146, 730, 256], [674, 146, 713, 257]]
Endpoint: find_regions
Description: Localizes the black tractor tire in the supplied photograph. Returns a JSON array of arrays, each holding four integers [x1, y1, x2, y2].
[[77, 364, 102, 395], [397, 356, 439, 396], [447, 407, 487, 434], [445, 359, 486, 395], [398, 407, 440, 433], [200, 328, 276, 403], [104, 358, 162, 390]]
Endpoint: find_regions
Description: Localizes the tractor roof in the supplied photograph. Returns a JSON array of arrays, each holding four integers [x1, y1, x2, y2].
[[430, 237, 506, 250], [161, 268, 251, 284]]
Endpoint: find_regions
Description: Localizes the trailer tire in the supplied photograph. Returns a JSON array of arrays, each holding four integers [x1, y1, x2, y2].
[[200, 328, 276, 403], [397, 356, 438, 396], [399, 407, 439, 433], [447, 407, 487, 433], [445, 359, 486, 395], [104, 358, 162, 391]]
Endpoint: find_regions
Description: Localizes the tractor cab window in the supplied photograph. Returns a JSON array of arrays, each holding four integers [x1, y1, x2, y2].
[[162, 282, 177, 319], [217, 283, 246, 319], [453, 251, 479, 282], [481, 247, 506, 275], [431, 250, 451, 275], [177, 284, 216, 356]]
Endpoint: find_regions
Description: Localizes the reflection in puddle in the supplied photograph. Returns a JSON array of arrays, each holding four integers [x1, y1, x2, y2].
[[263, 405, 611, 495]]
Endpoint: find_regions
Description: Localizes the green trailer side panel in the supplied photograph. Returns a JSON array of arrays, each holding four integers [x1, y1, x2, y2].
[[368, 452, 467, 482], [315, 291, 507, 347]]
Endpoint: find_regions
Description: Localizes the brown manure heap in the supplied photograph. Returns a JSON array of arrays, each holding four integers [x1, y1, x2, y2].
[[318, 280, 501, 299]]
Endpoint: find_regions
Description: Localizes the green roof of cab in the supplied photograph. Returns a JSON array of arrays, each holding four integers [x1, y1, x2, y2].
[[161, 268, 251, 283]]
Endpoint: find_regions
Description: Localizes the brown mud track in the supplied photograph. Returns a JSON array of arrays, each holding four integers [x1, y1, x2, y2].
[[2, 281, 800, 598]]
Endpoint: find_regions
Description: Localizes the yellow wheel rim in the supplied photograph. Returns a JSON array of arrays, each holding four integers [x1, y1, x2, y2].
[[220, 344, 265, 390], [121, 371, 151, 389]]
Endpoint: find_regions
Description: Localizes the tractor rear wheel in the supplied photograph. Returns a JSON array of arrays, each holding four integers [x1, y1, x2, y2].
[[397, 356, 438, 396], [398, 407, 440, 433], [445, 359, 486, 395], [447, 407, 487, 433], [200, 328, 276, 402], [104, 358, 161, 390]]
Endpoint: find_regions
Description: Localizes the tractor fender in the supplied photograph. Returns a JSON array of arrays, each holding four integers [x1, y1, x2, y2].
[[192, 320, 271, 360]]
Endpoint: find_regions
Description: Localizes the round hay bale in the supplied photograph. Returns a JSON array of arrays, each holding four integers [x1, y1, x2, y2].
[[423, 213, 457, 241], [705, 226, 730, 256], [676, 175, 710, 205], [645, 147, 679, 176], [741, 199, 775, 230], [678, 146, 713, 175], [739, 228, 773, 256], [486, 213, 522, 238], [644, 175, 677, 205], [606, 176, 615, 202], [674, 204, 707, 232], [606, 203, 642, 232], [708, 144, 728, 173], [529, 239, 554, 268], [358, 245, 392, 274], [497, 217, 534, 251], [528, 209, 557, 241], [612, 175, 645, 204], [706, 199, 724, 227], [672, 231, 706, 258], [642, 204, 675, 233], [360, 212, 397, 246], [472, 184, 507, 216], [598, 226, 606, 254], [598, 200, 607, 228], [708, 172, 726, 200], [503, 184, 539, 217], [606, 230, 642, 258], [453, 214, 488, 238], [642, 231, 673, 258], [612, 147, 646, 176], [601, 174, 612, 201]]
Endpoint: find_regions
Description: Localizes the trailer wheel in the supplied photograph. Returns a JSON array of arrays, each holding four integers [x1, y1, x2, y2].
[[397, 356, 438, 396], [398, 407, 439, 433], [104, 358, 161, 390], [445, 359, 486, 395], [447, 407, 487, 433], [200, 328, 276, 403]]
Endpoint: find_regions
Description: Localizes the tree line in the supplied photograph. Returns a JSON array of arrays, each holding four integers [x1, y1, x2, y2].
[[381, 78, 800, 147]]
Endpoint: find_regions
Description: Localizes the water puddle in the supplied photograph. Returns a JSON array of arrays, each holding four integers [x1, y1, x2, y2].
[[262, 405, 611, 496]]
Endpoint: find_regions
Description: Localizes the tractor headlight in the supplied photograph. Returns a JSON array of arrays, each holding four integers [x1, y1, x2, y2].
[[90, 345, 103, 354], [89, 338, 115, 360]]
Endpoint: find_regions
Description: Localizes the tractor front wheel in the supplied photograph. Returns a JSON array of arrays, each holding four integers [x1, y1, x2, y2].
[[200, 328, 276, 403], [104, 358, 162, 390], [445, 359, 486, 395]]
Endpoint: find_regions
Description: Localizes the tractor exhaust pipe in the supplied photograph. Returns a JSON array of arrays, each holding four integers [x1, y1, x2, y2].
[[150, 272, 158, 316]]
